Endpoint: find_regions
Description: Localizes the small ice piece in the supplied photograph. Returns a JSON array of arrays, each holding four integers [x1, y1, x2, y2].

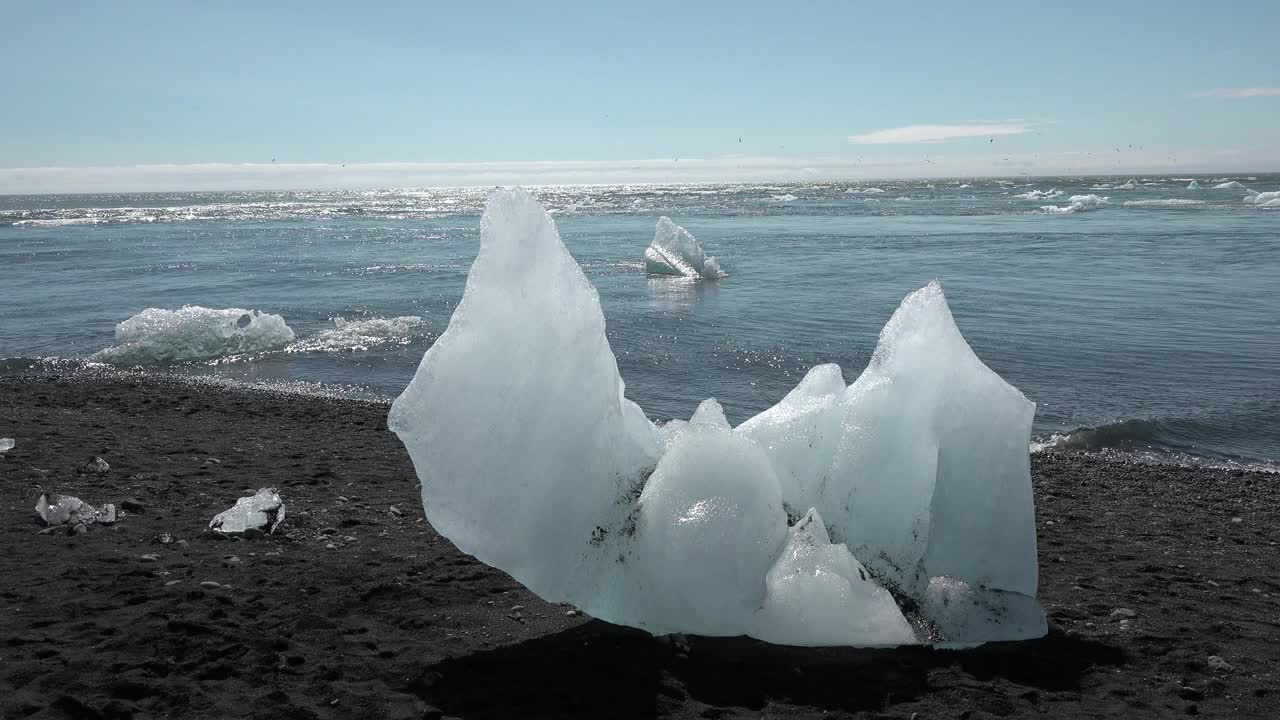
[[643, 217, 724, 279], [924, 576, 1047, 644], [34, 494, 112, 526], [0, 438, 13, 454], [1115, 179, 1137, 190], [1013, 189, 1063, 200], [93, 306, 296, 365], [78, 456, 110, 474], [1212, 180, 1248, 190], [1187, 180, 1200, 190], [754, 509, 916, 646], [209, 488, 286, 535], [1244, 190, 1279, 205]]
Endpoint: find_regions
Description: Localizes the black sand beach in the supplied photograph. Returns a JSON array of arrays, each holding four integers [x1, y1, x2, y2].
[[1, 372, 1277, 719]]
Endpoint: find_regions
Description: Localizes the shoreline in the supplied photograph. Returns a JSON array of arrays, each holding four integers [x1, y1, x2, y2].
[[1, 372, 1278, 718]]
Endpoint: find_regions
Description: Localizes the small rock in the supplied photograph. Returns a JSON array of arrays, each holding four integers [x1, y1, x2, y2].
[[222, 555, 242, 566], [155, 532, 174, 544], [421, 706, 444, 720], [343, 535, 357, 542], [77, 456, 111, 474], [1110, 608, 1137, 620], [140, 553, 160, 562], [510, 605, 524, 612], [1207, 655, 1234, 673], [565, 609, 581, 617], [176, 539, 190, 549], [389, 505, 403, 517], [1230, 517, 1242, 524], [71, 523, 89, 535], [320, 527, 339, 535], [200, 581, 222, 590], [0, 438, 14, 454], [121, 498, 146, 513], [337, 496, 349, 502], [164, 580, 183, 587], [325, 543, 337, 550]]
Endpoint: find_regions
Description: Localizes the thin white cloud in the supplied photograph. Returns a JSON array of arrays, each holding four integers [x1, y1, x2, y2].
[[1193, 88, 1280, 99], [848, 122, 1033, 145]]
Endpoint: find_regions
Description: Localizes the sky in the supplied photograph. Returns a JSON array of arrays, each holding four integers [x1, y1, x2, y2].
[[2, 0, 1278, 193]]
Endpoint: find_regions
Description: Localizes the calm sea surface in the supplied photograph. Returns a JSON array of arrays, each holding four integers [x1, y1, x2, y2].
[[2, 176, 1277, 468]]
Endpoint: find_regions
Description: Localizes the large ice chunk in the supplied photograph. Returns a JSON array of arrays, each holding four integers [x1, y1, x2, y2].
[[644, 217, 725, 279], [94, 306, 295, 364], [390, 188, 1043, 646], [209, 488, 286, 535]]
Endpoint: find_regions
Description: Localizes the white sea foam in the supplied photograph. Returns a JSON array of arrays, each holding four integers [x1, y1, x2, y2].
[[287, 316, 426, 353], [93, 306, 296, 365], [1122, 199, 1206, 208], [1014, 189, 1063, 200]]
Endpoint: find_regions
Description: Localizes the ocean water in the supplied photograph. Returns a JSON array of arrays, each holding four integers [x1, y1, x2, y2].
[[2, 176, 1277, 469]]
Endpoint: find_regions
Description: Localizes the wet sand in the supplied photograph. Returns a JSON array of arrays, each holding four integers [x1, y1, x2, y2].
[[1, 372, 1277, 719]]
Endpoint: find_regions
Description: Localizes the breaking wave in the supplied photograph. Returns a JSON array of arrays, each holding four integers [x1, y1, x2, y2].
[[93, 306, 297, 365], [1122, 199, 1206, 208], [286, 316, 427, 353], [1031, 418, 1278, 472], [1014, 189, 1064, 200]]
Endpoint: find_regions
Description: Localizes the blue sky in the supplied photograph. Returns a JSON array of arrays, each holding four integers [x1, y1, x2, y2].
[[2, 0, 1277, 191]]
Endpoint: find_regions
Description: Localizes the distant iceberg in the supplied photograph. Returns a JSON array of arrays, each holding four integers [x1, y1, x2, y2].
[[389, 188, 1044, 647], [1187, 180, 1200, 190], [644, 217, 725, 279], [1213, 181, 1248, 190], [1115, 179, 1138, 190], [1040, 194, 1109, 214], [93, 306, 295, 365], [1243, 190, 1279, 205], [845, 187, 886, 195]]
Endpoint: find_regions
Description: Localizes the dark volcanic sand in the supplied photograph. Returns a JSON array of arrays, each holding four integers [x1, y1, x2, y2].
[[1, 373, 1277, 720]]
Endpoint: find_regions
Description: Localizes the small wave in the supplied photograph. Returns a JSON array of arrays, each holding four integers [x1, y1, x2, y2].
[[1122, 199, 1206, 208], [1039, 194, 1109, 214], [1030, 418, 1278, 473], [286, 316, 427, 353], [92, 306, 296, 365], [1014, 189, 1063, 200], [1212, 181, 1248, 190]]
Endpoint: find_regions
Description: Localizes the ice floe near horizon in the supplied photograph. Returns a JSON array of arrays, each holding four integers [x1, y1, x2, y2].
[[1243, 190, 1279, 206], [93, 306, 297, 365], [1213, 181, 1248, 190], [1187, 180, 1200, 190], [643, 217, 725, 279], [1040, 194, 1109, 214], [844, 187, 886, 194], [388, 188, 1044, 647], [1115, 179, 1138, 190]]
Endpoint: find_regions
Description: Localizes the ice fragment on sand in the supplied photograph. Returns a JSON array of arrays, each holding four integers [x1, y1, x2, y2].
[[0, 438, 13, 454], [78, 456, 110, 474], [644, 217, 724, 279], [93, 306, 295, 364], [209, 488, 285, 535], [390, 188, 1043, 646], [35, 494, 116, 526]]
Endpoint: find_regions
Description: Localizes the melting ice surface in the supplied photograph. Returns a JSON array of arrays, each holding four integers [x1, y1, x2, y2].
[[94, 306, 295, 364], [643, 217, 725, 279], [390, 189, 1044, 647]]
